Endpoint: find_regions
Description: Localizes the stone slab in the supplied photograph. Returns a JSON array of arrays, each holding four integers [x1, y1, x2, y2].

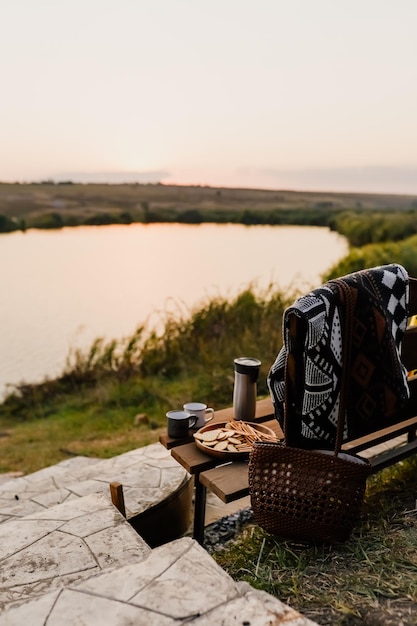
[[0, 492, 150, 611], [0, 456, 99, 490], [0, 537, 319, 625], [0, 471, 24, 486], [0, 444, 190, 523]]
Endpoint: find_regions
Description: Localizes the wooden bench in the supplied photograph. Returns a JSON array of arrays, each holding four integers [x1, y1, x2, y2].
[[161, 282, 417, 544], [199, 311, 417, 525]]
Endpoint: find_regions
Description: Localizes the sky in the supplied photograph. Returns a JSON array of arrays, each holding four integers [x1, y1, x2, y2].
[[1, 0, 417, 195]]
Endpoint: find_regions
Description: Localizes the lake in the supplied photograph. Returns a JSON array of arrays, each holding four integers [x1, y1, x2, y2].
[[0, 223, 348, 399]]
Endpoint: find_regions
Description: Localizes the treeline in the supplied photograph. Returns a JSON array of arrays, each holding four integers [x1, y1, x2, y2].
[[0, 211, 135, 232], [142, 206, 336, 227], [0, 214, 22, 233], [0, 206, 335, 233], [3, 205, 417, 247]]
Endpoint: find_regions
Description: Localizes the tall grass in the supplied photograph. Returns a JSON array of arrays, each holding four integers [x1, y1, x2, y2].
[[323, 233, 417, 281], [0, 284, 294, 472]]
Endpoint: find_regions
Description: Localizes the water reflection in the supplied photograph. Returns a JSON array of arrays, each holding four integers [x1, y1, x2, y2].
[[0, 223, 347, 397]]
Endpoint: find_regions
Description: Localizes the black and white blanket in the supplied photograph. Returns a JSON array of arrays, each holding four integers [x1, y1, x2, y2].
[[267, 264, 410, 447]]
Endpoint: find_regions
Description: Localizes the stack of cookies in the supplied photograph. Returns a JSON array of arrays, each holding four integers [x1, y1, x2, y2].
[[194, 420, 278, 453]]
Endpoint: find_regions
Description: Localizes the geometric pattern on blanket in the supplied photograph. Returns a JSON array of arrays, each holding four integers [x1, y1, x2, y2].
[[267, 263, 410, 448]]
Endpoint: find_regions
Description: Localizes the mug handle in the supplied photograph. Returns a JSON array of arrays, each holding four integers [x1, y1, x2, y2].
[[188, 414, 197, 428], [205, 408, 215, 423]]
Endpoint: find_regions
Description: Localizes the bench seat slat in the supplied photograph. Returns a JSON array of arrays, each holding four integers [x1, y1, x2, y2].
[[369, 438, 417, 473], [171, 443, 218, 474], [343, 415, 417, 454], [200, 462, 249, 503]]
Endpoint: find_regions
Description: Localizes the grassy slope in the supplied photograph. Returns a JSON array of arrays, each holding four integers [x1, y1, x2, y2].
[[0, 288, 290, 473]]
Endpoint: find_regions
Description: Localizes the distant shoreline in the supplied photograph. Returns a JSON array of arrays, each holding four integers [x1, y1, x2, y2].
[[1, 181, 416, 235]]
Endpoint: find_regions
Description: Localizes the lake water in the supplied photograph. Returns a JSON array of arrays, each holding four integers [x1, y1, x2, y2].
[[0, 223, 348, 399]]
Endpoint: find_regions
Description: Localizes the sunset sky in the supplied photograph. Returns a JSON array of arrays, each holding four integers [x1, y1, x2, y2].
[[2, 0, 417, 194]]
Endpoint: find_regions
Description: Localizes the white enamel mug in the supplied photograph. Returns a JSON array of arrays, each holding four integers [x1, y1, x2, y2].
[[183, 402, 214, 428]]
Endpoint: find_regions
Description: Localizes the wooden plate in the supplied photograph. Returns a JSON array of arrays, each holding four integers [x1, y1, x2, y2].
[[193, 420, 278, 460]]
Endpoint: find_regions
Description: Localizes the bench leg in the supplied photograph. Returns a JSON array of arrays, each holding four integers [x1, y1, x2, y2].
[[408, 427, 417, 443], [193, 476, 207, 545]]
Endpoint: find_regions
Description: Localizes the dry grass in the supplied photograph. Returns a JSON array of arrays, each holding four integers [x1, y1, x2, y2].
[[213, 457, 417, 625], [1, 182, 416, 225]]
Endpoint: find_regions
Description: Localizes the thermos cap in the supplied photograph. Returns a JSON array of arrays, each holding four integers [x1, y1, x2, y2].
[[234, 357, 261, 376]]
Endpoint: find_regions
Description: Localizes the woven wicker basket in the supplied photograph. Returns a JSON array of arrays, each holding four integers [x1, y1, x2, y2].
[[249, 442, 371, 543]]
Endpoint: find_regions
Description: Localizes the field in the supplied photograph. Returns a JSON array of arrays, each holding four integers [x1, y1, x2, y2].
[[1, 181, 417, 232]]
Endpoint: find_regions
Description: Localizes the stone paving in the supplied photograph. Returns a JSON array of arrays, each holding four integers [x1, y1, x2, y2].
[[0, 448, 320, 624], [0, 443, 190, 524], [0, 492, 151, 612], [0, 535, 318, 625]]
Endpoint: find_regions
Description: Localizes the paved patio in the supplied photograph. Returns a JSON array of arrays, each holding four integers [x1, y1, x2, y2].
[[0, 448, 320, 624], [0, 533, 318, 625], [0, 443, 190, 524], [0, 492, 151, 612]]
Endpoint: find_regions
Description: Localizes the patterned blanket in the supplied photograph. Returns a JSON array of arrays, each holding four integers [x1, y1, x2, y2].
[[267, 264, 410, 447]]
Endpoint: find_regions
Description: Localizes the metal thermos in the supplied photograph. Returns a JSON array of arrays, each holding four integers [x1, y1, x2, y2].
[[233, 357, 261, 421]]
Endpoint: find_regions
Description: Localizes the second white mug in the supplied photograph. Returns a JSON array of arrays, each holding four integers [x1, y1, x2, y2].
[[183, 402, 214, 428]]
